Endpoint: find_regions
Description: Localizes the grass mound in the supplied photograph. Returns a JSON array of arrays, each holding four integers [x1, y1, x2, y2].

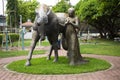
[[7, 56, 111, 74]]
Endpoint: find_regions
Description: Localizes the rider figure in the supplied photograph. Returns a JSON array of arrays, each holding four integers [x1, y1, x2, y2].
[[65, 7, 80, 33]]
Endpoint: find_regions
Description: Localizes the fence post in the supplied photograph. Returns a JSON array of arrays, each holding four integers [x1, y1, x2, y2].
[[21, 28, 24, 50], [5, 28, 8, 51]]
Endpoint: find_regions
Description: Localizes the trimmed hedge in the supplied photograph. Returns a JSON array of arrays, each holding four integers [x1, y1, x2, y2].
[[9, 33, 19, 42], [0, 33, 19, 44]]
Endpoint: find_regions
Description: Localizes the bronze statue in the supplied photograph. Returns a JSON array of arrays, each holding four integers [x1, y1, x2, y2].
[[26, 5, 87, 66], [47, 8, 88, 65], [25, 4, 61, 66], [65, 7, 80, 32]]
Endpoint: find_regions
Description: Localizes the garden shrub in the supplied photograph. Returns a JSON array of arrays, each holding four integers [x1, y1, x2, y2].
[[0, 33, 19, 45], [9, 33, 19, 42]]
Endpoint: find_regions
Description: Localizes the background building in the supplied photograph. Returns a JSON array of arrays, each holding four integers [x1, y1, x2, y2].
[[0, 15, 7, 32]]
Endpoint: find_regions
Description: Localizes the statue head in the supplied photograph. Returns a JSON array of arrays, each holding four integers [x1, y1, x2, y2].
[[68, 7, 75, 17], [35, 4, 51, 25], [34, 4, 51, 37]]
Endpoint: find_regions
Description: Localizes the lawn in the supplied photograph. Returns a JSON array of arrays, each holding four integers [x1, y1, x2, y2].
[[7, 56, 111, 74], [12, 39, 50, 47], [0, 50, 46, 58], [80, 39, 120, 56], [0, 38, 120, 58], [0, 39, 49, 58], [6, 39, 114, 74]]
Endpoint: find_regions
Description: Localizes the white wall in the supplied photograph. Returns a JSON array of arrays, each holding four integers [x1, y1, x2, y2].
[[24, 32, 32, 39]]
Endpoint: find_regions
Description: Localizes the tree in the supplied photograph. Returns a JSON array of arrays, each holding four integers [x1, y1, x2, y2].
[[6, 0, 39, 29], [18, 0, 39, 23], [7, 0, 19, 28], [75, 0, 120, 39], [52, 0, 70, 13]]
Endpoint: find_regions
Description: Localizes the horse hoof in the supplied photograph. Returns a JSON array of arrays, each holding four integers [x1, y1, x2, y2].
[[25, 61, 31, 66], [69, 61, 75, 66], [53, 59, 58, 62], [46, 57, 51, 60], [40, 36, 45, 41]]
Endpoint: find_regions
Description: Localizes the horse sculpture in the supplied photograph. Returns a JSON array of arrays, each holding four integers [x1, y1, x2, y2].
[[26, 4, 87, 66], [25, 4, 62, 66], [47, 12, 88, 65]]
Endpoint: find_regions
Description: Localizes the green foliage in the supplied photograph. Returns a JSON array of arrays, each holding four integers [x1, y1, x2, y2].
[[76, 0, 103, 20], [9, 33, 19, 42], [7, 57, 111, 74], [75, 0, 120, 39], [6, 0, 39, 27], [0, 33, 19, 45], [6, 0, 19, 28], [52, 0, 70, 13], [18, 0, 39, 22]]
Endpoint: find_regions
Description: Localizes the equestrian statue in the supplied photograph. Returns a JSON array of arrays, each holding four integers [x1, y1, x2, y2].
[[25, 4, 87, 66]]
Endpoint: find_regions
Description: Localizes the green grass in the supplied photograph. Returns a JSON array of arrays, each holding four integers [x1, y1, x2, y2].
[[80, 39, 120, 56], [41, 40, 50, 46], [0, 38, 120, 58], [81, 45, 120, 56], [12, 39, 50, 47], [7, 56, 111, 74], [0, 50, 46, 58], [0, 39, 49, 58]]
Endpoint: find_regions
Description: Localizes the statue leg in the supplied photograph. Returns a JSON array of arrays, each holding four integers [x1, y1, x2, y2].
[[47, 35, 59, 62], [25, 31, 40, 66], [46, 44, 58, 62], [47, 45, 53, 60], [53, 49, 58, 62]]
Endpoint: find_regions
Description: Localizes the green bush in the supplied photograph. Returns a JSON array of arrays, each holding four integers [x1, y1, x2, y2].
[[9, 33, 19, 42], [0, 33, 19, 45]]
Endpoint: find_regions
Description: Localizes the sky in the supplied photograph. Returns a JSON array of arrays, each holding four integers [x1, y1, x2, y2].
[[0, 0, 79, 15], [0, 0, 7, 15]]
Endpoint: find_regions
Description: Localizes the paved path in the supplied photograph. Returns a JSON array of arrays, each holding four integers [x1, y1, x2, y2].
[[0, 48, 120, 80]]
